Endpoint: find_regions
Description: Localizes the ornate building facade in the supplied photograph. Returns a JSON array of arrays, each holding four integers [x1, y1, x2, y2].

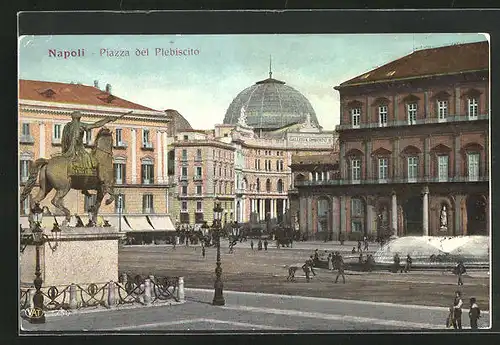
[[294, 41, 489, 239], [19, 79, 176, 232]]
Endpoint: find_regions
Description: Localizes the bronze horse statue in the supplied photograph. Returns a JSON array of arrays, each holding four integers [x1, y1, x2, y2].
[[20, 127, 116, 226]]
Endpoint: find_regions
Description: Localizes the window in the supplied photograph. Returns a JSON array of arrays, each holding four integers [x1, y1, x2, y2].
[[468, 98, 478, 120], [280, 160, 284, 171], [351, 158, 361, 182], [407, 103, 417, 125], [141, 161, 154, 184], [438, 155, 449, 182], [196, 166, 202, 178], [21, 195, 30, 215], [266, 179, 271, 192], [258, 160, 261, 170], [181, 186, 187, 196], [276, 161, 279, 171], [115, 194, 125, 213], [256, 178, 261, 192], [142, 129, 151, 147], [467, 152, 480, 181], [182, 149, 187, 161], [351, 198, 363, 217], [196, 148, 202, 160], [113, 163, 126, 184], [183, 135, 188, 140], [84, 129, 92, 144], [20, 159, 30, 182], [407, 156, 418, 182], [254, 159, 258, 169], [142, 194, 153, 213], [437, 100, 448, 122], [196, 185, 202, 195], [181, 201, 188, 212], [196, 201, 202, 212], [378, 105, 388, 127], [22, 123, 30, 136], [351, 108, 360, 128], [277, 179, 283, 193], [219, 166, 222, 176], [378, 158, 388, 181], [115, 128, 123, 145], [53, 124, 62, 140], [213, 164, 216, 175], [84, 194, 97, 212]]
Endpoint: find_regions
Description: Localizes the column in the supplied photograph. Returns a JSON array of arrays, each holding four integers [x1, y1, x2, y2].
[[299, 197, 307, 233], [156, 131, 163, 184], [365, 140, 372, 179], [366, 198, 374, 235], [424, 91, 429, 119], [282, 198, 286, 215], [391, 191, 398, 236], [340, 195, 346, 236], [424, 136, 430, 179], [259, 199, 264, 221], [422, 186, 429, 236], [455, 87, 461, 117], [393, 95, 398, 122], [131, 128, 137, 184], [270, 199, 275, 219], [39, 122, 45, 158], [454, 194, 462, 236], [339, 142, 345, 180], [366, 96, 371, 124], [162, 131, 169, 184], [307, 196, 313, 235], [393, 137, 400, 179], [454, 134, 460, 179], [331, 197, 339, 238]]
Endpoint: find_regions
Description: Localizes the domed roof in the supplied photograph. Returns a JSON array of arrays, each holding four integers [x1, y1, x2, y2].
[[164, 109, 193, 134], [223, 76, 319, 130]]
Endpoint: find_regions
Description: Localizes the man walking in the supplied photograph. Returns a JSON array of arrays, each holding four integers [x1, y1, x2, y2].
[[302, 259, 312, 283], [469, 297, 481, 329], [404, 254, 412, 273], [264, 239, 268, 251], [250, 239, 254, 251], [335, 254, 346, 284], [308, 255, 317, 277], [455, 260, 466, 286], [202, 245, 206, 258], [363, 238, 369, 251], [357, 240, 362, 252], [452, 291, 463, 330]]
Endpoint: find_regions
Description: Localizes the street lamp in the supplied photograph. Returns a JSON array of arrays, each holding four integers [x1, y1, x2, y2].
[[117, 194, 123, 232], [212, 201, 225, 306], [30, 203, 46, 324]]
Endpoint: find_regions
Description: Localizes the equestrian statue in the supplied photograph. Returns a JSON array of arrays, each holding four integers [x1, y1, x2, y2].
[[20, 111, 130, 226]]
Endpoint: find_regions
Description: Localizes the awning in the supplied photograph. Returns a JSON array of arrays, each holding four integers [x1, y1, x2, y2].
[[147, 215, 175, 231], [124, 215, 154, 232]]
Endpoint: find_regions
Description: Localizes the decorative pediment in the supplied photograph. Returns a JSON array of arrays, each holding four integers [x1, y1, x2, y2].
[[430, 143, 452, 154], [461, 88, 482, 99], [371, 97, 391, 106], [371, 147, 392, 157], [347, 100, 363, 108], [402, 94, 420, 103], [400, 145, 421, 156], [461, 142, 484, 153], [38, 88, 56, 98], [345, 148, 364, 157], [431, 90, 451, 100]]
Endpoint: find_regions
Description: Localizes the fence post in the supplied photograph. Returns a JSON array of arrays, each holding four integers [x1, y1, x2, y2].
[[144, 279, 152, 305], [176, 277, 185, 301], [28, 289, 35, 309], [107, 281, 116, 307], [69, 283, 78, 310]]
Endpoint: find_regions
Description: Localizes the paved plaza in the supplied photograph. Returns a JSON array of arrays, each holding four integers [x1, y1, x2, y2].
[[21, 288, 490, 331]]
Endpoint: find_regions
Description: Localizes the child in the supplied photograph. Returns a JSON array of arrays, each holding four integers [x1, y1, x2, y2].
[[469, 297, 480, 329]]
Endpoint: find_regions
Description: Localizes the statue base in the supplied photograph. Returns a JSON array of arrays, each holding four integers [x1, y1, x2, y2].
[[20, 226, 124, 287]]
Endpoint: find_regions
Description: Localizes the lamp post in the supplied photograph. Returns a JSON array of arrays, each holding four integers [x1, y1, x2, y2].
[[212, 201, 225, 306], [30, 203, 46, 324]]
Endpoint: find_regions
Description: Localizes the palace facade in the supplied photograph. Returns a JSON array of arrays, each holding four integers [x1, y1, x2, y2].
[[293, 41, 489, 239]]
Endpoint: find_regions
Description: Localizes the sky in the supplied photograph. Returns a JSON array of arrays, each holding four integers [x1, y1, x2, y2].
[[18, 33, 487, 130]]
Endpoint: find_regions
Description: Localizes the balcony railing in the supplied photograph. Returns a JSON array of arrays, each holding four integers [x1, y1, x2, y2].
[[194, 156, 202, 162], [142, 142, 154, 150], [142, 178, 153, 185], [179, 175, 188, 182], [336, 114, 489, 131], [193, 175, 203, 181], [19, 135, 35, 144], [294, 175, 488, 186], [114, 141, 128, 149], [52, 137, 62, 145]]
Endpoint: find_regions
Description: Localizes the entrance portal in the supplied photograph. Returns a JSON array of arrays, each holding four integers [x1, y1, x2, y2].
[[403, 196, 423, 235], [466, 195, 487, 235]]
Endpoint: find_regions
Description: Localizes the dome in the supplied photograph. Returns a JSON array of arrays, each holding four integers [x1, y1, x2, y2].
[[164, 109, 193, 135], [223, 76, 319, 130]]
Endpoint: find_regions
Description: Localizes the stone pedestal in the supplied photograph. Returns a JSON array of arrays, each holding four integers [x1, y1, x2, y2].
[[20, 226, 123, 287]]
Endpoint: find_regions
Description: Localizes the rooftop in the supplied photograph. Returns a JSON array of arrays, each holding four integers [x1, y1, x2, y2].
[[291, 153, 339, 166], [19, 79, 156, 111], [336, 41, 489, 89]]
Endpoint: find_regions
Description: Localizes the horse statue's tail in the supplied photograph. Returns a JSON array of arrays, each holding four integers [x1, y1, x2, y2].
[[20, 158, 48, 203]]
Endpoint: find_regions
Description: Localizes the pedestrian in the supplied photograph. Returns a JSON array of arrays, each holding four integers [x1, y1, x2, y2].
[[327, 253, 333, 271], [264, 239, 268, 251], [250, 239, 254, 251], [455, 260, 466, 286], [363, 238, 369, 251], [358, 253, 364, 264], [202, 245, 206, 258], [452, 290, 463, 330], [302, 260, 312, 282], [469, 297, 481, 329], [313, 249, 320, 266], [393, 253, 401, 273], [357, 240, 362, 252], [308, 255, 317, 276], [404, 254, 412, 273], [276, 240, 280, 249], [335, 255, 346, 284], [351, 247, 356, 254], [258, 239, 263, 250]]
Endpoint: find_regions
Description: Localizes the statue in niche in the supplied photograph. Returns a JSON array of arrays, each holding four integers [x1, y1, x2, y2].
[[440, 205, 448, 228]]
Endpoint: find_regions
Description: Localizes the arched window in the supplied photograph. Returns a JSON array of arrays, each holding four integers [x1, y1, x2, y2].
[[277, 179, 283, 193], [266, 179, 271, 192], [256, 178, 261, 192]]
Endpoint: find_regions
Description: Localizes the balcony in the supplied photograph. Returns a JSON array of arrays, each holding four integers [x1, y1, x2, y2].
[[20, 135, 35, 144], [142, 178, 153, 185], [193, 175, 203, 181], [142, 142, 154, 151], [52, 137, 62, 146], [294, 175, 488, 187], [114, 141, 128, 149], [336, 114, 489, 131], [179, 175, 188, 182], [194, 156, 202, 162]]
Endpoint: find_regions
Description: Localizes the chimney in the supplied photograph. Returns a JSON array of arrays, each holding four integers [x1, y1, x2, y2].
[[94, 80, 99, 88], [105, 83, 112, 94]]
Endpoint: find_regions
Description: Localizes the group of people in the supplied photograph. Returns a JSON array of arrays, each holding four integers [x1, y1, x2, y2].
[[392, 253, 413, 273], [447, 290, 481, 330], [299, 250, 346, 284], [250, 239, 268, 251], [351, 237, 370, 253]]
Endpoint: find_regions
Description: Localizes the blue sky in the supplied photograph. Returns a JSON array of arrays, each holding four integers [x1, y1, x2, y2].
[[19, 33, 487, 130]]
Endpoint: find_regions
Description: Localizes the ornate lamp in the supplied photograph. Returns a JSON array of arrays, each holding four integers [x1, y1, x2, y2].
[[212, 201, 225, 306]]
